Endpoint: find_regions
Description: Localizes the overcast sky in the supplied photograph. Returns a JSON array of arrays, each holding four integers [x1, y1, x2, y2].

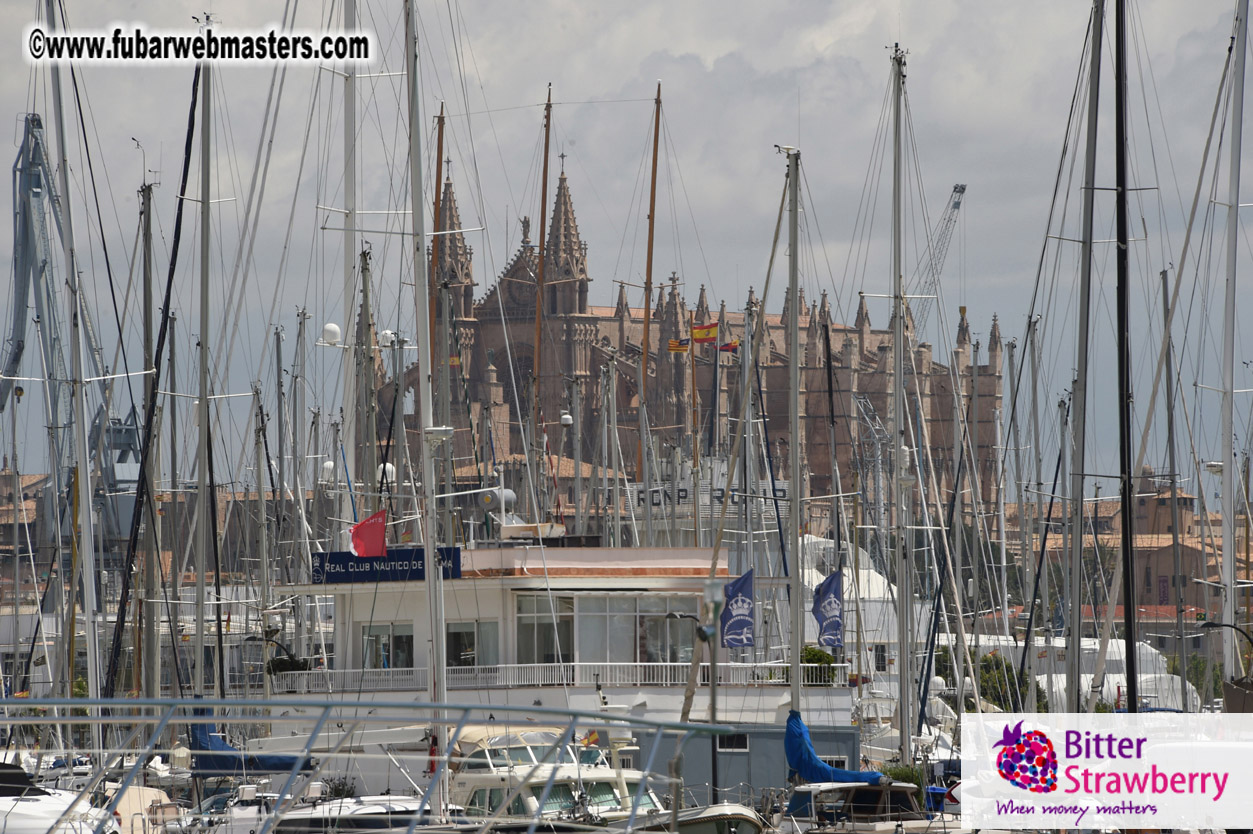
[[3, 0, 1251, 497]]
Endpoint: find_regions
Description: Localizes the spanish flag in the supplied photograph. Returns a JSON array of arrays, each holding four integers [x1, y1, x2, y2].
[[692, 323, 718, 343], [581, 730, 600, 747], [718, 339, 740, 353], [667, 338, 690, 353], [449, 355, 461, 367]]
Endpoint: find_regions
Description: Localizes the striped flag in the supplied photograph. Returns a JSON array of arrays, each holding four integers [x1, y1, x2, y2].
[[449, 355, 461, 367], [692, 323, 718, 343], [581, 730, 600, 747], [718, 339, 740, 353], [667, 338, 690, 353]]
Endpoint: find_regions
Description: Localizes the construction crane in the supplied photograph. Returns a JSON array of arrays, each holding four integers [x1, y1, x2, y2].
[[3, 113, 139, 563], [908, 183, 966, 334]]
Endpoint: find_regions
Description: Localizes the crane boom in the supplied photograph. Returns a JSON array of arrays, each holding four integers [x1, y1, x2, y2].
[[909, 183, 966, 333]]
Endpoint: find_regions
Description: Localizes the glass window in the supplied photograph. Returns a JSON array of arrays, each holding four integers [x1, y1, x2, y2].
[[477, 621, 499, 666], [517, 595, 573, 664], [622, 783, 658, 810], [586, 782, 620, 812], [639, 596, 667, 613], [578, 613, 609, 663], [533, 784, 574, 814], [609, 597, 635, 614], [574, 595, 699, 663], [462, 750, 491, 771], [608, 612, 636, 663], [640, 615, 668, 663], [448, 622, 476, 667], [362, 623, 413, 669]]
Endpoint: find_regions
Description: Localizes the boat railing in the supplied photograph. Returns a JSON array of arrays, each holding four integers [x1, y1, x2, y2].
[[267, 661, 849, 694], [0, 697, 725, 833]]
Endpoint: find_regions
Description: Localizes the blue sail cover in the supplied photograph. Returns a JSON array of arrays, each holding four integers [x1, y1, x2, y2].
[[189, 707, 313, 776], [785, 710, 881, 786], [785, 711, 884, 815]]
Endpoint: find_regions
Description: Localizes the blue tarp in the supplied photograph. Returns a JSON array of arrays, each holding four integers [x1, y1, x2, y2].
[[784, 710, 882, 814], [189, 707, 313, 777]]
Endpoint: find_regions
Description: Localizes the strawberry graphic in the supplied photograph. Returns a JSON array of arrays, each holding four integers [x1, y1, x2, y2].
[[993, 721, 1058, 793]]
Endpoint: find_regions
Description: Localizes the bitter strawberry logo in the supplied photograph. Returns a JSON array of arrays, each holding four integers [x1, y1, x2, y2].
[[993, 720, 1058, 793]]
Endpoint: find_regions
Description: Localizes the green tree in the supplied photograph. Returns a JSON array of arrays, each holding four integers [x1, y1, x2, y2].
[[1167, 653, 1222, 703], [976, 653, 1047, 712]]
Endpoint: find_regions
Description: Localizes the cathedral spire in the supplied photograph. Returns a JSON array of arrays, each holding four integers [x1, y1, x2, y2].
[[855, 294, 871, 330], [436, 176, 473, 289], [818, 289, 831, 324], [956, 305, 971, 346], [547, 172, 586, 274], [696, 284, 710, 323], [615, 282, 631, 318], [546, 172, 590, 313]]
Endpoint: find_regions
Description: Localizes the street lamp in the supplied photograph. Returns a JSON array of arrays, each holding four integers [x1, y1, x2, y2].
[[668, 611, 719, 803]]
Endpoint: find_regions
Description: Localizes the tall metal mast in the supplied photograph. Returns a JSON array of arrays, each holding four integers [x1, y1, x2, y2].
[[1161, 271, 1188, 710], [890, 44, 913, 765], [194, 33, 212, 699], [341, 0, 359, 545], [1220, 0, 1248, 682], [1114, 0, 1140, 711], [403, 0, 443, 815], [140, 180, 161, 701], [785, 147, 803, 710], [1068, 0, 1105, 714], [45, 0, 103, 735]]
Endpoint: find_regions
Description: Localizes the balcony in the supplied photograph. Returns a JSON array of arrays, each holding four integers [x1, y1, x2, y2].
[[267, 661, 849, 695]]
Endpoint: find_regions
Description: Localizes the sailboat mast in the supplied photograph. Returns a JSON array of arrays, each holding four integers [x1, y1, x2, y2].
[[341, 0, 359, 542], [44, 0, 102, 729], [533, 87, 553, 476], [432, 106, 454, 541], [1161, 271, 1188, 710], [637, 84, 662, 486], [195, 44, 212, 699], [890, 44, 913, 765], [403, 0, 445, 815], [1220, 0, 1248, 682], [786, 147, 803, 708], [1114, 0, 1140, 712], [1068, 0, 1104, 714], [140, 180, 161, 701], [690, 312, 700, 547]]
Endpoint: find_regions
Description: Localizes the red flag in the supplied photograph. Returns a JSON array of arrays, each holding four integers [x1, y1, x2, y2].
[[350, 509, 387, 557]]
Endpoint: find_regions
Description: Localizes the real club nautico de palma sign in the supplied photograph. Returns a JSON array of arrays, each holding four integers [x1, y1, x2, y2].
[[962, 713, 1246, 829], [311, 507, 461, 583], [311, 547, 462, 584]]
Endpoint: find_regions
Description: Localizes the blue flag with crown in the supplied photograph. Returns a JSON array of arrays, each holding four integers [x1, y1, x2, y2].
[[721, 570, 755, 647], [812, 571, 844, 647]]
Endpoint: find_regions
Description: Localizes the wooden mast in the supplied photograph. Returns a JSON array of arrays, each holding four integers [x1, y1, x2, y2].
[[532, 86, 553, 504], [637, 83, 662, 479]]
